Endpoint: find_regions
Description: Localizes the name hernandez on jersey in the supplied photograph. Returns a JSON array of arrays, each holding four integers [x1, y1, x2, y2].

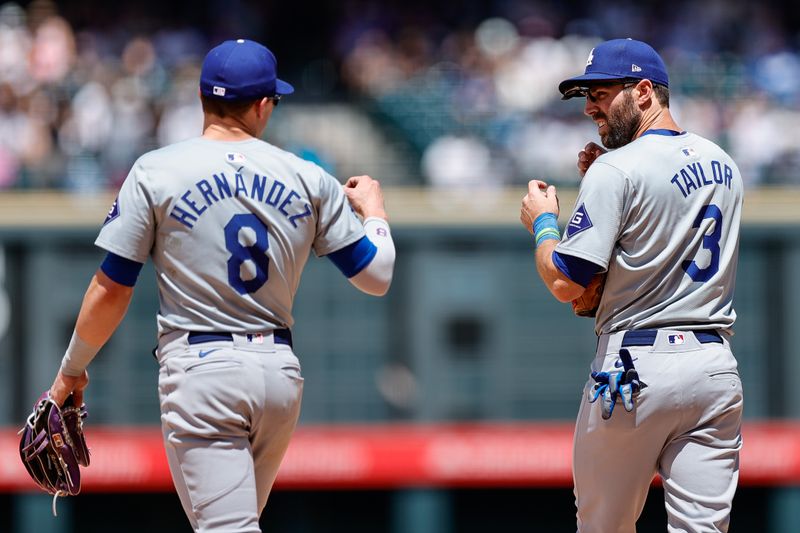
[[169, 169, 313, 230]]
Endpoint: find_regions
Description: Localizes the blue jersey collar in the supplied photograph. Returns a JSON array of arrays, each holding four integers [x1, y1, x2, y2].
[[641, 128, 685, 137]]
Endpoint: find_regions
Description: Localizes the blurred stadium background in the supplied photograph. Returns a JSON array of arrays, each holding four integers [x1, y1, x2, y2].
[[1, 0, 800, 531]]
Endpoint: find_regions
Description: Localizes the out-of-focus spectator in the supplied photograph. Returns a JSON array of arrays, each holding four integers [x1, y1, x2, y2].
[[29, 15, 75, 85], [0, 3, 32, 90], [422, 135, 502, 188], [156, 65, 203, 147]]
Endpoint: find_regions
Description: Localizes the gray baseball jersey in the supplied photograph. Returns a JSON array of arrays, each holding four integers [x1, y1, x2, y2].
[[556, 132, 743, 335], [95, 137, 365, 337]]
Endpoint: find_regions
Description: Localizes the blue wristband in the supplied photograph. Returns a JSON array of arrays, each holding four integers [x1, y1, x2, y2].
[[532, 213, 561, 247]]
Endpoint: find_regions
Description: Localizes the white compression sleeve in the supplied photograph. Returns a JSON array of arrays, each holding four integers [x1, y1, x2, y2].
[[60, 331, 101, 376], [348, 217, 396, 296]]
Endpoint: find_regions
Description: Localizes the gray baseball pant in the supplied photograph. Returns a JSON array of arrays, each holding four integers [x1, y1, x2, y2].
[[573, 329, 743, 533], [157, 330, 304, 532]]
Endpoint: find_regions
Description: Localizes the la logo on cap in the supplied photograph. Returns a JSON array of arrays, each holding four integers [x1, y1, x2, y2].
[[586, 48, 594, 66]]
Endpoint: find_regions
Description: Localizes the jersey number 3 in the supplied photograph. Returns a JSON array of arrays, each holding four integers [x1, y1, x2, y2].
[[682, 204, 722, 283], [225, 214, 270, 294]]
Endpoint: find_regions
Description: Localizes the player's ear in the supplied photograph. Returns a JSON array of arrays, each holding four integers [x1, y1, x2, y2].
[[634, 79, 654, 104], [255, 97, 270, 117]]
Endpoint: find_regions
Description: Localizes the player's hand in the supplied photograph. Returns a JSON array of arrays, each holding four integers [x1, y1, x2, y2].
[[344, 175, 388, 220], [577, 142, 606, 177], [49, 369, 89, 407], [520, 179, 559, 234]]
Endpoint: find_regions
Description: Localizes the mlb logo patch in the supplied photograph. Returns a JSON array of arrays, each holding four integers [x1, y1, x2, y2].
[[681, 147, 697, 158], [213, 86, 226, 96], [566, 203, 593, 238], [247, 333, 264, 344], [668, 334, 685, 345], [103, 197, 120, 225], [226, 152, 247, 163]]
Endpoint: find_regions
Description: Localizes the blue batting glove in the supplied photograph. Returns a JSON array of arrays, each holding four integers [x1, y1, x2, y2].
[[587, 351, 647, 420], [588, 371, 610, 403], [588, 371, 619, 419]]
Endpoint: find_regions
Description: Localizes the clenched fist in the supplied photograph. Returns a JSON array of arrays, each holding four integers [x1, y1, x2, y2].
[[520, 179, 559, 234], [578, 142, 607, 177], [344, 175, 388, 220]]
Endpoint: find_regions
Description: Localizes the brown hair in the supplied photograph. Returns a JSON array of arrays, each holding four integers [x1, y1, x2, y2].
[[200, 95, 260, 118], [622, 81, 670, 108], [653, 84, 670, 107]]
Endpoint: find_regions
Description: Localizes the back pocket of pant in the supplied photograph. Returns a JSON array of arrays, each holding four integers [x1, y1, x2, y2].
[[707, 369, 740, 381], [185, 359, 242, 373]]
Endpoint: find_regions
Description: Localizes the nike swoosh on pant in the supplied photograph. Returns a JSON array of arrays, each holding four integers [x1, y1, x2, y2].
[[614, 357, 638, 368]]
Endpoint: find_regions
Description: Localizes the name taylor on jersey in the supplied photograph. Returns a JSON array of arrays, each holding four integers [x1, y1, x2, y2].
[[169, 169, 313, 230], [670, 159, 734, 198]]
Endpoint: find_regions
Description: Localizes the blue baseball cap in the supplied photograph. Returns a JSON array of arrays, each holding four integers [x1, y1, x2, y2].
[[200, 39, 294, 101], [558, 38, 669, 99]]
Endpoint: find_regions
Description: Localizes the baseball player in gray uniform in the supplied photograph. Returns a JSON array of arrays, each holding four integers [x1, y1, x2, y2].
[[520, 39, 743, 532], [47, 39, 396, 532]]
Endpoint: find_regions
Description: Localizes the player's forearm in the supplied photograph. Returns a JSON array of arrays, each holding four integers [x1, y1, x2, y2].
[[60, 270, 134, 377], [359, 206, 388, 220], [536, 240, 584, 302], [75, 270, 134, 345], [348, 217, 395, 296]]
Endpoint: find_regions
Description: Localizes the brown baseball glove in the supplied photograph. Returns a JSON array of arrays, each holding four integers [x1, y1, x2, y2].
[[571, 273, 606, 317]]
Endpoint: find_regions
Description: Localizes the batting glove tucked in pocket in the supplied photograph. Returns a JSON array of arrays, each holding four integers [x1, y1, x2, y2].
[[588, 349, 647, 419]]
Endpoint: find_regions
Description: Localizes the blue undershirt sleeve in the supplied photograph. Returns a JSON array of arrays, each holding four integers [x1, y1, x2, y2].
[[552, 251, 603, 288], [326, 236, 378, 278], [100, 252, 144, 287]]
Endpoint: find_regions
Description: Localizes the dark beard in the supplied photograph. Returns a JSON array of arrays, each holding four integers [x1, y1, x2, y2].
[[600, 91, 641, 149]]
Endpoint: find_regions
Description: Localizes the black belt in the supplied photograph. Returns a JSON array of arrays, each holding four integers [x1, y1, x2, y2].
[[621, 329, 722, 347], [187, 329, 293, 348]]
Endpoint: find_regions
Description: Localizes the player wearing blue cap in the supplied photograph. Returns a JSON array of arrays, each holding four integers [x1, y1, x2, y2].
[[47, 39, 396, 531], [520, 39, 743, 532]]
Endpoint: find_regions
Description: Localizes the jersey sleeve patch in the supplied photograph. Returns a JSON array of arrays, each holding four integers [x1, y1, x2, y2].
[[103, 197, 120, 225], [566, 203, 593, 238]]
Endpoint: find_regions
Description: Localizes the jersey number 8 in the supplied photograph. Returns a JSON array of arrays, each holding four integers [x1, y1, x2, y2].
[[224, 214, 270, 294]]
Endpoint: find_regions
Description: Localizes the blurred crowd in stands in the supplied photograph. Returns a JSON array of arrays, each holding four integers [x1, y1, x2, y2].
[[1, 0, 800, 190]]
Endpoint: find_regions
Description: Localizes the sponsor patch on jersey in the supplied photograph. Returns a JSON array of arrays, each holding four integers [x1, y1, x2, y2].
[[566, 203, 593, 238], [668, 334, 685, 345], [103, 197, 120, 225], [226, 152, 247, 163]]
